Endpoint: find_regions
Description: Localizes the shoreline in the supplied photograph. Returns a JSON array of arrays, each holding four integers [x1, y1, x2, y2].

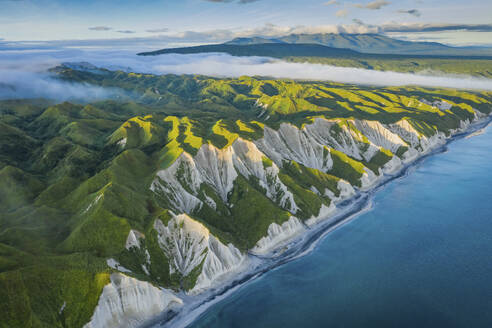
[[144, 115, 492, 328]]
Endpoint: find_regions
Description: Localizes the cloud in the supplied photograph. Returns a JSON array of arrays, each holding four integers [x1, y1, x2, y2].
[[146, 28, 169, 33], [0, 23, 379, 51], [0, 52, 119, 100], [0, 70, 119, 101], [336, 9, 349, 17], [324, 0, 340, 5], [88, 26, 112, 31], [2, 48, 492, 102], [355, 0, 390, 10], [397, 9, 421, 17], [352, 18, 364, 25], [116, 30, 136, 34], [203, 0, 259, 3], [2, 21, 492, 53], [381, 23, 492, 33]]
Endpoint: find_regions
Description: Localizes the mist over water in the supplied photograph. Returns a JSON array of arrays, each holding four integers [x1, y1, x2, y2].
[[2, 47, 492, 101]]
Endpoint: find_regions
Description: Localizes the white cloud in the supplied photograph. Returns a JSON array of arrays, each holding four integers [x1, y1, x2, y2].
[[355, 0, 390, 10], [397, 9, 421, 17], [336, 9, 349, 17], [0, 49, 120, 100], [88, 26, 112, 31], [2, 48, 492, 99], [324, 0, 340, 5], [146, 28, 169, 33]]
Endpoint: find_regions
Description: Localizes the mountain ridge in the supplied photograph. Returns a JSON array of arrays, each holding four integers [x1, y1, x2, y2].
[[1, 65, 492, 327], [140, 33, 492, 57]]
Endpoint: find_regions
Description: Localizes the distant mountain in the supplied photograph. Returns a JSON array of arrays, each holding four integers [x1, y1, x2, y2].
[[223, 33, 492, 56], [138, 42, 361, 57], [224, 36, 286, 45], [140, 33, 492, 58], [138, 34, 492, 77]]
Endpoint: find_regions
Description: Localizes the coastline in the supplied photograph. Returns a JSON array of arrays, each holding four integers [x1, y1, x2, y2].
[[145, 114, 492, 328]]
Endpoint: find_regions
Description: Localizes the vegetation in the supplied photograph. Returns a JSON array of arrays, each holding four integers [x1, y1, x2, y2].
[[0, 66, 491, 327]]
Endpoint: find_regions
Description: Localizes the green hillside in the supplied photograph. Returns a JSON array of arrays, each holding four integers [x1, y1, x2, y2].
[[0, 66, 491, 327]]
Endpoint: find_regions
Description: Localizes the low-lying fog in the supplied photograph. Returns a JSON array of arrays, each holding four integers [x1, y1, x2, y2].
[[2, 47, 492, 100]]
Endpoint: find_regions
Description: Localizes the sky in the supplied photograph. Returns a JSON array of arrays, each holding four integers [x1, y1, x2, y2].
[[2, 0, 492, 101], [1, 0, 492, 48]]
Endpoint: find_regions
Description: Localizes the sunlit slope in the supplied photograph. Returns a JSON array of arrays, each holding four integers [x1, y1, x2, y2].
[[0, 69, 491, 328]]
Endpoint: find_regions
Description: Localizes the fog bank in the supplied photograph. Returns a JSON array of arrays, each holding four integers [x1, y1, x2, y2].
[[1, 47, 492, 101]]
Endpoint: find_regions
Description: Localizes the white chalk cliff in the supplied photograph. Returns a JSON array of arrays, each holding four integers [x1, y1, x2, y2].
[[151, 138, 298, 214], [153, 214, 245, 294], [251, 216, 305, 255], [84, 273, 182, 328], [86, 106, 488, 328]]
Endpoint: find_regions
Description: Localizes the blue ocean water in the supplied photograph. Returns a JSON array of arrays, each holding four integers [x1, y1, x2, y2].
[[188, 124, 492, 328]]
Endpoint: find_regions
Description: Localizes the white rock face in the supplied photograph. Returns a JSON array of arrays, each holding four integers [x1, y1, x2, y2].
[[254, 118, 411, 186], [125, 230, 144, 250], [194, 144, 237, 202], [231, 138, 298, 213], [84, 273, 182, 328], [360, 169, 379, 190], [255, 123, 333, 171], [151, 138, 298, 214], [303, 118, 371, 161], [382, 155, 403, 174], [389, 119, 422, 149], [151, 153, 203, 213], [117, 138, 127, 148], [153, 214, 245, 294], [251, 216, 305, 255], [337, 180, 356, 200], [106, 259, 131, 273], [325, 179, 356, 202], [305, 203, 337, 227], [387, 118, 448, 161], [420, 98, 452, 110], [353, 120, 407, 154], [420, 132, 447, 154]]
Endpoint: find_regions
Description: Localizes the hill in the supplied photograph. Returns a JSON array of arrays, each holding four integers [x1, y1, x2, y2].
[[225, 33, 492, 56], [138, 42, 361, 57], [138, 35, 492, 78], [0, 65, 491, 327]]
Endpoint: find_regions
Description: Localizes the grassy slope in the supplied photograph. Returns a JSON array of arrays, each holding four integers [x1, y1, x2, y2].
[[0, 69, 491, 327]]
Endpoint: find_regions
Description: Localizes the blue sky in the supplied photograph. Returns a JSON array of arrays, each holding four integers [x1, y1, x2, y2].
[[1, 0, 492, 46]]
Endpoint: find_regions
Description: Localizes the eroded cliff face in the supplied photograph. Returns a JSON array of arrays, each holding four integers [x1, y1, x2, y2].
[[251, 216, 305, 255], [153, 214, 245, 294], [146, 116, 465, 284], [151, 137, 299, 215], [89, 112, 485, 327], [255, 123, 333, 171], [84, 273, 182, 328]]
